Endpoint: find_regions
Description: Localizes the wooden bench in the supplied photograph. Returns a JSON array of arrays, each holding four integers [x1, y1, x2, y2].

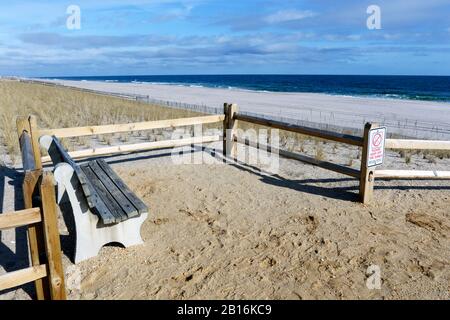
[[39, 135, 149, 263]]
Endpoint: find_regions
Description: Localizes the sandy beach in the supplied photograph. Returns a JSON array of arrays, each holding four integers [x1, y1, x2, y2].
[[44, 79, 450, 139], [2, 145, 450, 300], [1, 81, 449, 300]]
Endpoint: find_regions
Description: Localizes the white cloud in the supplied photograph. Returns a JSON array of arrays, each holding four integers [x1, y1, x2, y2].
[[153, 3, 195, 22], [264, 10, 316, 24]]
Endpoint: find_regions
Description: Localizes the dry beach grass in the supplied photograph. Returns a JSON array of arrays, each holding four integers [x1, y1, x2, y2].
[[0, 80, 201, 164]]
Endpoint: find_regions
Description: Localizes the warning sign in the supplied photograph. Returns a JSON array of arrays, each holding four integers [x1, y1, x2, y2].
[[367, 127, 386, 167]]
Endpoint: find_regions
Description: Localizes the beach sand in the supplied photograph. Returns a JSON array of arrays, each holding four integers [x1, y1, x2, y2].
[[74, 150, 449, 300], [45, 79, 450, 139], [1, 143, 449, 300]]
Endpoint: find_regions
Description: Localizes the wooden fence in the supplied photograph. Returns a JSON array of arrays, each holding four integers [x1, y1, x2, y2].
[[0, 170, 66, 300], [34, 114, 224, 163], [1, 118, 67, 299], [17, 103, 450, 207], [223, 104, 377, 203], [223, 103, 450, 204], [0, 165, 66, 300]]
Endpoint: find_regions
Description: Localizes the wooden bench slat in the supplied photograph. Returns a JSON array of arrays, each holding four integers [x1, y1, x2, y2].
[[88, 161, 139, 218], [48, 136, 117, 225], [97, 159, 148, 215], [80, 165, 128, 223], [43, 135, 148, 225], [80, 177, 118, 225], [71, 163, 118, 225]]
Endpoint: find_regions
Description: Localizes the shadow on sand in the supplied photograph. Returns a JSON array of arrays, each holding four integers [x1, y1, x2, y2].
[[0, 165, 36, 298], [111, 145, 450, 202]]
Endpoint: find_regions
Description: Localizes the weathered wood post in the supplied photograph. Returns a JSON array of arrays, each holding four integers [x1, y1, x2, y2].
[[28, 115, 43, 170], [18, 115, 47, 299], [16, 115, 42, 170], [17, 117, 34, 170], [223, 103, 239, 159], [359, 122, 379, 204], [22, 170, 48, 300], [223, 103, 228, 157], [39, 172, 67, 300]]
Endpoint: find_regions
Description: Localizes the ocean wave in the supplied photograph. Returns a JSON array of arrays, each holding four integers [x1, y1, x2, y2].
[[45, 75, 450, 103]]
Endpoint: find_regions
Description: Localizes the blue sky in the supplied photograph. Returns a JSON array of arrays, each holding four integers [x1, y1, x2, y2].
[[0, 0, 449, 76]]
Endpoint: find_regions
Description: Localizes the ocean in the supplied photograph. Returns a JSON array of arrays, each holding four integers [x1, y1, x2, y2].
[[46, 75, 450, 102]]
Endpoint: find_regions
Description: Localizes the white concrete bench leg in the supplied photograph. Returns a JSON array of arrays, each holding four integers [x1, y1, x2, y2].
[[54, 163, 148, 264]]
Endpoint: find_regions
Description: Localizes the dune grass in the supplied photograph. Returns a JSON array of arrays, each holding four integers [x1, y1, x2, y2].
[[0, 80, 202, 163]]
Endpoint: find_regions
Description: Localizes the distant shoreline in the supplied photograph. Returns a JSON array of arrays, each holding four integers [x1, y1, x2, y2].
[[34, 74, 450, 103], [43, 80, 445, 104], [19, 77, 450, 140]]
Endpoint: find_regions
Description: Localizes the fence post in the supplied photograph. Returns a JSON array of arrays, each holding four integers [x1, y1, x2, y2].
[[39, 172, 67, 300], [28, 115, 42, 170], [16, 115, 42, 170], [223, 103, 229, 157], [223, 103, 239, 159], [18, 115, 47, 299], [22, 170, 48, 300], [16, 119, 35, 171], [16, 116, 29, 139], [360, 122, 378, 204]]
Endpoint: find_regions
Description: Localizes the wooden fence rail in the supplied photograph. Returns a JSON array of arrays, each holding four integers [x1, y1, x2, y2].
[[386, 139, 450, 150], [234, 112, 364, 147], [381, 138, 450, 179], [0, 266, 48, 292], [15, 114, 226, 164], [41, 135, 221, 163], [375, 170, 450, 179], [234, 136, 361, 179], [39, 114, 225, 138], [0, 208, 41, 230]]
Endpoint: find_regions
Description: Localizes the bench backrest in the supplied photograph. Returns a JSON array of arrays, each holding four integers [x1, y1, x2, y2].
[[39, 135, 137, 225]]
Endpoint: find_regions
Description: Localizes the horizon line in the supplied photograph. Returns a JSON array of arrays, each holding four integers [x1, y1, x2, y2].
[[20, 73, 450, 78]]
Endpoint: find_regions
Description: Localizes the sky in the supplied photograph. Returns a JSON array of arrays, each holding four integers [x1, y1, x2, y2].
[[0, 0, 449, 76]]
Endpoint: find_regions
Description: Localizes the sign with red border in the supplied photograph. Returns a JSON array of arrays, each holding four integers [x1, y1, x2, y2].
[[367, 127, 386, 167]]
